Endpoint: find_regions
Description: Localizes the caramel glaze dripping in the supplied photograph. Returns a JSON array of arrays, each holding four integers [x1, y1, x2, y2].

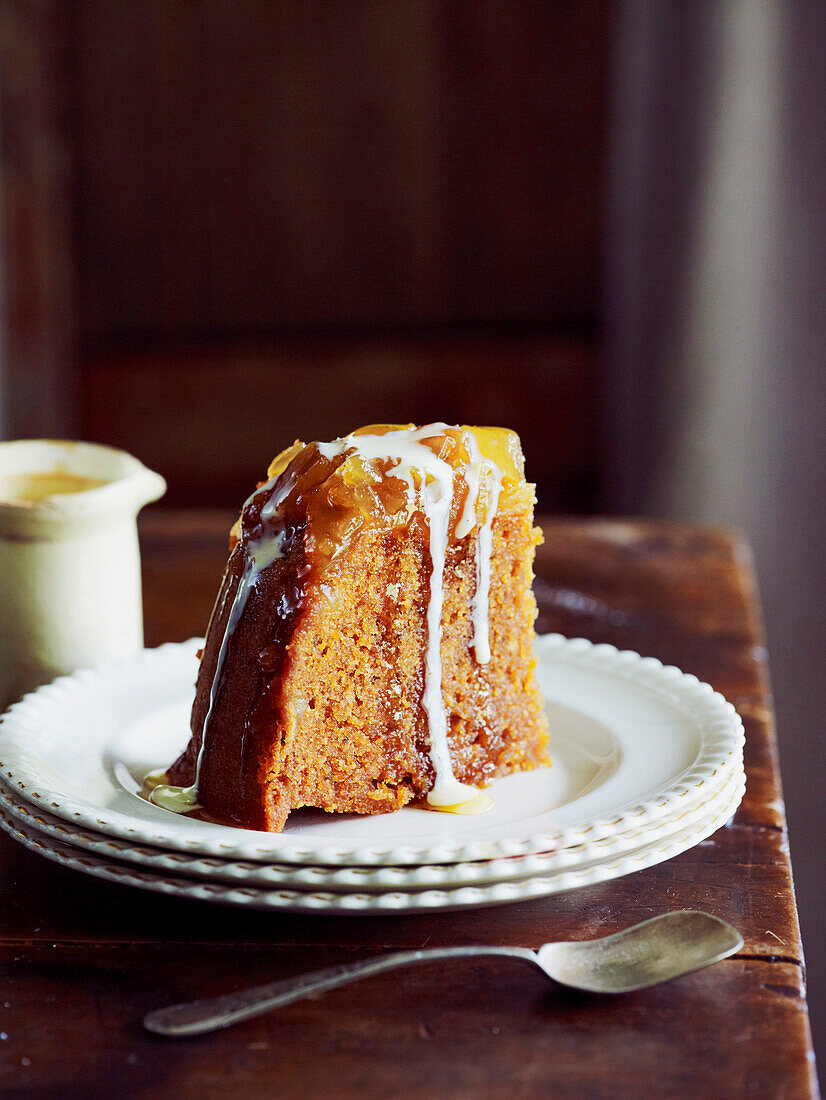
[[152, 442, 348, 818]]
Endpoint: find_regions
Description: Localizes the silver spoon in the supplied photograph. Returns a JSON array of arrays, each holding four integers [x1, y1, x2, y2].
[[144, 910, 742, 1038]]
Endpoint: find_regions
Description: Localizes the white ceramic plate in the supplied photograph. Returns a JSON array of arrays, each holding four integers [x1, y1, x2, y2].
[[0, 765, 744, 892], [0, 635, 744, 866], [0, 779, 745, 913]]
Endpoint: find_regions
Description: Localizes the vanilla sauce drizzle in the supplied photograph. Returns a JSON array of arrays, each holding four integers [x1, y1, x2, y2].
[[150, 425, 503, 815]]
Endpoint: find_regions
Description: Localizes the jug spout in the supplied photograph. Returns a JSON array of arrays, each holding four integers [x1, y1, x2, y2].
[[0, 440, 166, 536], [122, 463, 167, 514]]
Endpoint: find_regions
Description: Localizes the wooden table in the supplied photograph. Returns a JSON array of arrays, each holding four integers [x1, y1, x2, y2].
[[0, 512, 818, 1098]]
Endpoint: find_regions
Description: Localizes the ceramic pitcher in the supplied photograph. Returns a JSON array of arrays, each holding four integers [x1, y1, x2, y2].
[[0, 440, 166, 709]]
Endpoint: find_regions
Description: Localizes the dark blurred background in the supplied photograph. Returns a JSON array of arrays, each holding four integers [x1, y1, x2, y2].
[[1, 0, 824, 1057], [0, 0, 609, 511]]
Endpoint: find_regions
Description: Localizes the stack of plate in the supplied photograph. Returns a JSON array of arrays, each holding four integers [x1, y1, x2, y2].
[[0, 635, 745, 915]]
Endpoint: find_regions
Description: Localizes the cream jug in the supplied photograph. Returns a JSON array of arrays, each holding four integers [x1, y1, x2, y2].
[[0, 440, 166, 709]]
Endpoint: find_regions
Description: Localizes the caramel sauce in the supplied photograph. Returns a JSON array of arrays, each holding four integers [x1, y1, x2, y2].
[[0, 470, 107, 504]]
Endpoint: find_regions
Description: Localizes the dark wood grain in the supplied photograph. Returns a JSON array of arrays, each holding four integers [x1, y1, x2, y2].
[[0, 513, 817, 1098], [0, 944, 811, 1100]]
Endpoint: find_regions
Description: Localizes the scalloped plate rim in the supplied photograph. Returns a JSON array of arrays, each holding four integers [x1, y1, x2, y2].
[[0, 781, 745, 913], [0, 765, 744, 891], [0, 635, 744, 866]]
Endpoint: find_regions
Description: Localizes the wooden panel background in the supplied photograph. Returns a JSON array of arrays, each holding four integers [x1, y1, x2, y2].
[[0, 0, 78, 436], [2, 1, 612, 506], [73, 0, 609, 339], [83, 336, 597, 508]]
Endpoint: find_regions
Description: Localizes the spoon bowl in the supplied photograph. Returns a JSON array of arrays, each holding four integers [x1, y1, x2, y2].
[[536, 910, 743, 993], [144, 910, 743, 1037]]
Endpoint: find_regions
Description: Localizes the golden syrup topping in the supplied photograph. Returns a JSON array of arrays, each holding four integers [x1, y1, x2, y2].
[[244, 424, 525, 567]]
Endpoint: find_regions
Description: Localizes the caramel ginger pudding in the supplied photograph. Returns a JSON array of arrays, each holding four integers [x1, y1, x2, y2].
[[152, 424, 549, 832]]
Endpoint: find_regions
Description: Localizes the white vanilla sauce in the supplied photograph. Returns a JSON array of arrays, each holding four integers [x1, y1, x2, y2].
[[457, 429, 503, 665]]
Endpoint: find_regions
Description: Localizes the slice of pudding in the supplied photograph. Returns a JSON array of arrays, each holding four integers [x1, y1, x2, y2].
[[158, 423, 549, 831]]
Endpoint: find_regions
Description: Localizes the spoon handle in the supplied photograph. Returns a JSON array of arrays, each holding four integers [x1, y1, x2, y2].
[[144, 945, 535, 1037]]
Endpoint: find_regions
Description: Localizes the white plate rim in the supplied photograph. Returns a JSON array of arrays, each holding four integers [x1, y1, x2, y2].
[[0, 635, 745, 865], [0, 765, 744, 891], [0, 781, 745, 914]]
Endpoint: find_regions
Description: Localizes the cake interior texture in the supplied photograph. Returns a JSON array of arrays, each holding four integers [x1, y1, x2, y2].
[[166, 423, 549, 831]]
